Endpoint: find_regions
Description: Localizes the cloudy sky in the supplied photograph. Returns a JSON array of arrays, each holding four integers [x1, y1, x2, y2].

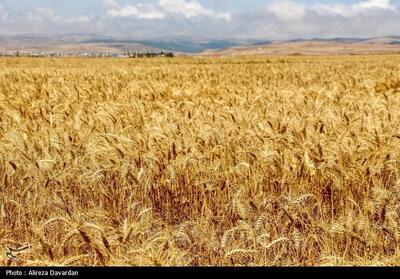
[[0, 0, 399, 39]]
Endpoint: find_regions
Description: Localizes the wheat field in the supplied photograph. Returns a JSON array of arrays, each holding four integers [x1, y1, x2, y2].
[[0, 56, 399, 266]]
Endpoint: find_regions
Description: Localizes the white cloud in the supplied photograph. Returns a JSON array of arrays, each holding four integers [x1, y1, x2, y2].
[[101, 0, 118, 8], [266, 0, 306, 21], [238, 0, 400, 40], [314, 0, 397, 17], [24, 7, 60, 22], [356, 0, 395, 10], [0, 0, 399, 39], [65, 15, 91, 24], [108, 0, 231, 21], [159, 0, 231, 20], [108, 4, 165, 19]]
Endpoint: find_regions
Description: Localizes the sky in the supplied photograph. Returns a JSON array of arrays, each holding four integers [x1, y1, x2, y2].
[[0, 0, 399, 39]]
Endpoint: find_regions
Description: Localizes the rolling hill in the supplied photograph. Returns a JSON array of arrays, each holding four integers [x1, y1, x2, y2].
[[1, 34, 400, 56], [202, 36, 400, 56]]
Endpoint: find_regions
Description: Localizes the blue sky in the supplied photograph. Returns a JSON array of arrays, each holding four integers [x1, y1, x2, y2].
[[0, 0, 399, 39]]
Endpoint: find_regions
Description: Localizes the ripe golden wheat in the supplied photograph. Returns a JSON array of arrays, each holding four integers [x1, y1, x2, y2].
[[0, 55, 400, 266]]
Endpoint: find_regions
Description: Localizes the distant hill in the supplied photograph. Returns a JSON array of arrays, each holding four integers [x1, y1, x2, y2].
[[358, 36, 400, 45], [0, 34, 400, 56], [0, 34, 162, 55], [136, 38, 270, 53], [202, 37, 400, 56], [0, 34, 269, 55]]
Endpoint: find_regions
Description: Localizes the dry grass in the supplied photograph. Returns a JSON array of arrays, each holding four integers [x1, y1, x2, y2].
[[0, 56, 400, 266]]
